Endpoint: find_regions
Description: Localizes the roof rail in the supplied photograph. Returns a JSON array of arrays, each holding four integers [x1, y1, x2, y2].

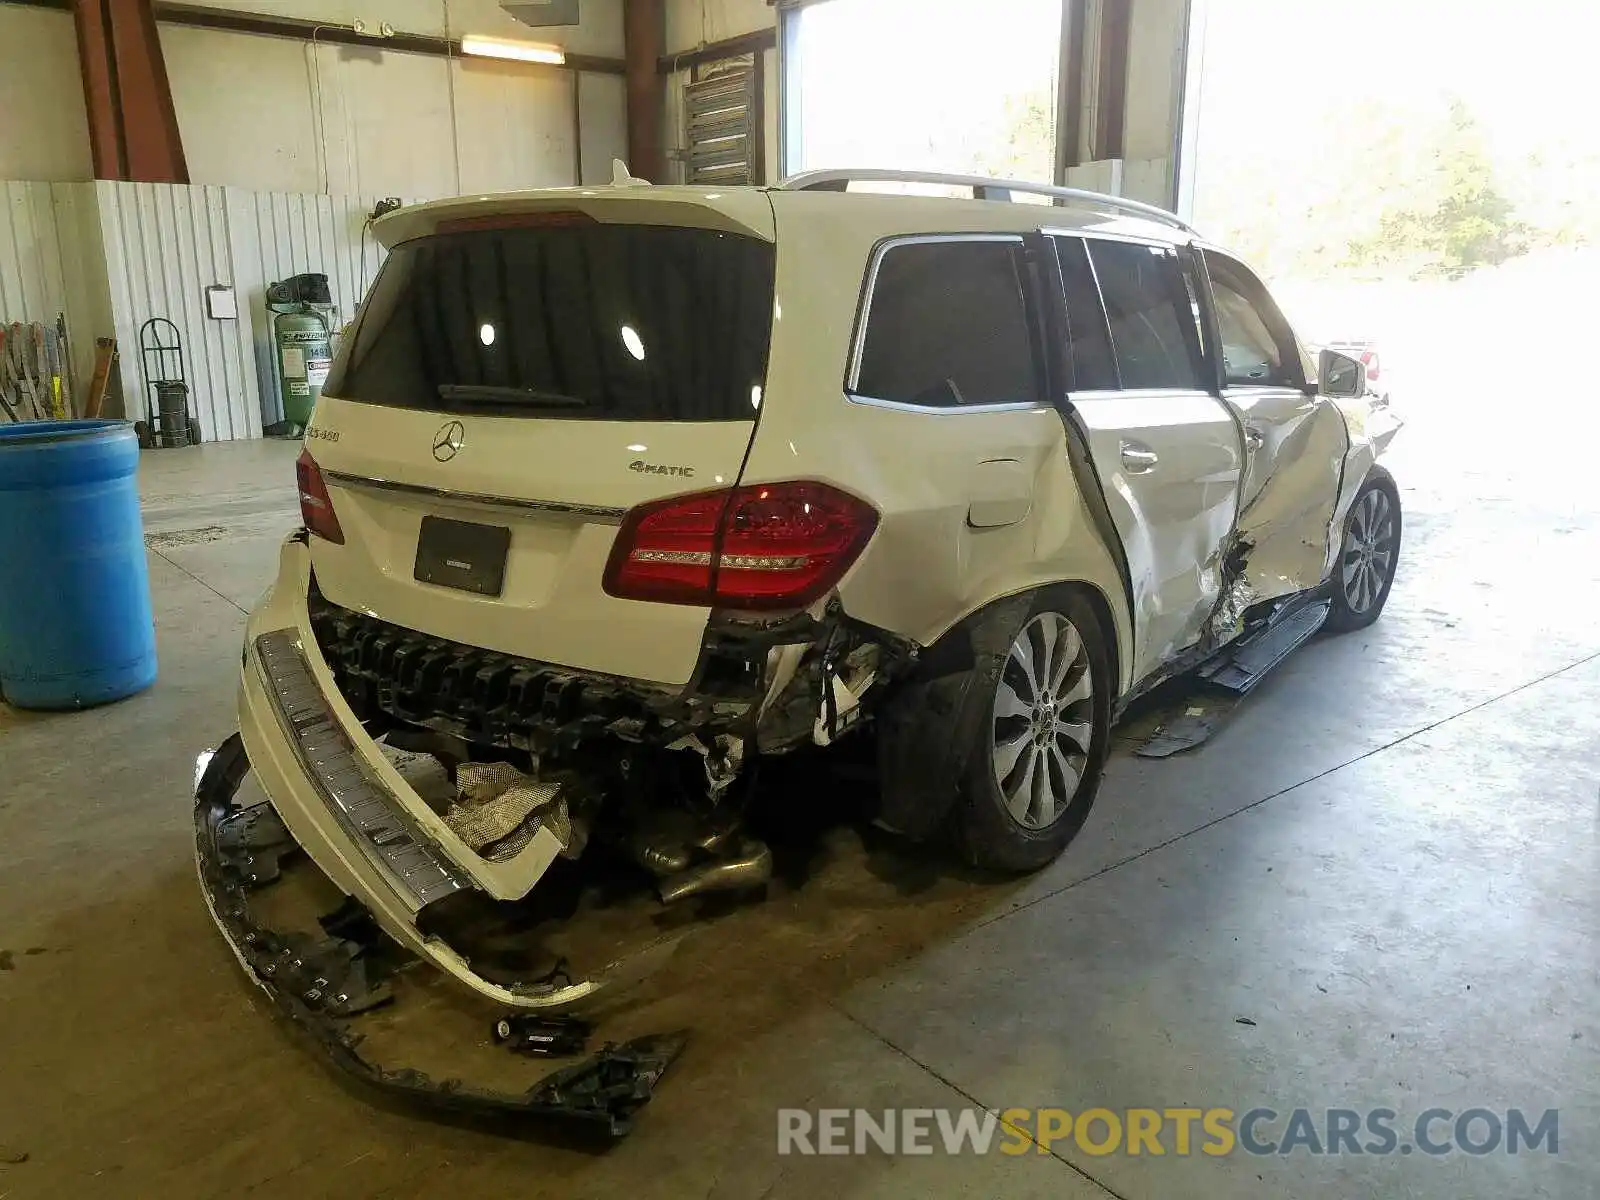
[[777, 168, 1197, 236]]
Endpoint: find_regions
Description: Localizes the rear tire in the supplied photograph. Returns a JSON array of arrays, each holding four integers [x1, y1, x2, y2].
[[952, 589, 1112, 873], [1325, 470, 1402, 634]]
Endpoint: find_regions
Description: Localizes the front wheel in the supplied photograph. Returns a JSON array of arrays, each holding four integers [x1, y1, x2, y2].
[[952, 590, 1112, 873], [1325, 469, 1402, 633]]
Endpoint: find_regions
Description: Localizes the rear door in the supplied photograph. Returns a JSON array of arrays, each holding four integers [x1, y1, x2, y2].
[[1050, 234, 1243, 683], [302, 194, 777, 686]]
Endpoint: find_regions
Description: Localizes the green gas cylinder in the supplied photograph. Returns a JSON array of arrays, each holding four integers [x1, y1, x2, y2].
[[267, 273, 335, 430]]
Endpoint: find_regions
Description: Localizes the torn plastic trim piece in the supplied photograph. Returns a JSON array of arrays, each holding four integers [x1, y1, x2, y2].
[[195, 734, 688, 1137]]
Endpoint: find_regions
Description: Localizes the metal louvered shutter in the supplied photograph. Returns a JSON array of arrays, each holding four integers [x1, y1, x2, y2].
[[684, 63, 758, 185]]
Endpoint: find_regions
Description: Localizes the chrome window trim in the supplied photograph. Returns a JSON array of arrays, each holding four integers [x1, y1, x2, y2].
[[845, 232, 1028, 396], [325, 471, 626, 523], [846, 394, 1049, 416], [1069, 387, 1220, 403]]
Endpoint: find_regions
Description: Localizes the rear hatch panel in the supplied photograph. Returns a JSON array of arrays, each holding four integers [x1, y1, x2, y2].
[[303, 191, 777, 686]]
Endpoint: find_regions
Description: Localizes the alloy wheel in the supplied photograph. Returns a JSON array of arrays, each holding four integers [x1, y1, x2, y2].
[[992, 611, 1095, 831], [1342, 487, 1397, 615]]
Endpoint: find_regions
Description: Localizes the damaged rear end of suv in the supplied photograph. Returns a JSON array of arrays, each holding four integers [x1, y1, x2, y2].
[[197, 183, 946, 1127], [197, 170, 1400, 1130]]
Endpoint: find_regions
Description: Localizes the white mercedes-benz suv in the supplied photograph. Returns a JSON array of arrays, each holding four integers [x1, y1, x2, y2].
[[197, 167, 1401, 1045]]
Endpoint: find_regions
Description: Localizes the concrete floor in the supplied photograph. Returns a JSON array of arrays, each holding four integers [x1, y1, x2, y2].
[[2, 385, 1598, 1199]]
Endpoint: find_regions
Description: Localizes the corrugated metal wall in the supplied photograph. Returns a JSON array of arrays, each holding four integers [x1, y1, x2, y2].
[[0, 181, 110, 395], [225, 188, 421, 429], [97, 182, 261, 440], [0, 182, 67, 324], [96, 182, 417, 440]]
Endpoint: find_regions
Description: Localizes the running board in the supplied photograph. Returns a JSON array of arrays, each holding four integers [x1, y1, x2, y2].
[[1199, 600, 1330, 695]]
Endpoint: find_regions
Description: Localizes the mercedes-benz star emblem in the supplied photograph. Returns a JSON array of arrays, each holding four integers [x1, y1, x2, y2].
[[432, 420, 465, 462]]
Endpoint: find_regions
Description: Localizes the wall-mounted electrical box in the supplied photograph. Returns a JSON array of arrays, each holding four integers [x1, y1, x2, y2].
[[205, 285, 237, 320]]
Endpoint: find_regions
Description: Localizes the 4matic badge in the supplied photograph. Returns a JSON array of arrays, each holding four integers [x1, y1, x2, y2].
[[629, 460, 696, 478]]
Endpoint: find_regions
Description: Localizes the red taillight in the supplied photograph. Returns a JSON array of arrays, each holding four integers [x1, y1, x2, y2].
[[296, 447, 345, 545], [1360, 349, 1381, 381], [603, 481, 878, 611]]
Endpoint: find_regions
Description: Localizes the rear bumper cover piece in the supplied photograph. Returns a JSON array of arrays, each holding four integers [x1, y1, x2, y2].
[[194, 732, 687, 1137]]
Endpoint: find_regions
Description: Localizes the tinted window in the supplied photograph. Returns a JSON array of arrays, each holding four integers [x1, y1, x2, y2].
[[855, 240, 1039, 407], [1052, 236, 1120, 391], [325, 222, 774, 420], [1086, 240, 1205, 390], [1203, 251, 1302, 388]]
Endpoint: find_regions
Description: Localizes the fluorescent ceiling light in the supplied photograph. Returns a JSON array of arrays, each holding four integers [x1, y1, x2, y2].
[[460, 34, 566, 65]]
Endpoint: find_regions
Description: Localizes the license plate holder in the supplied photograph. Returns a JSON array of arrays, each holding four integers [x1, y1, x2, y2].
[[414, 516, 511, 597]]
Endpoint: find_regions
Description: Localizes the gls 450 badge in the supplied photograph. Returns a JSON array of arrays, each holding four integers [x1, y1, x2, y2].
[[629, 460, 695, 478]]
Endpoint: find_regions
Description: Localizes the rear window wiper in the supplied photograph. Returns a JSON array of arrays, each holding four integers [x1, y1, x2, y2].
[[435, 384, 589, 409]]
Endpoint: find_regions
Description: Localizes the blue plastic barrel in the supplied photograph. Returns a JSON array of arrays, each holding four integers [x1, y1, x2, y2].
[[0, 420, 157, 709]]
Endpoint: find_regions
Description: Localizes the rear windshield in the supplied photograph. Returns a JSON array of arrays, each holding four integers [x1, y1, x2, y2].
[[325, 221, 775, 420]]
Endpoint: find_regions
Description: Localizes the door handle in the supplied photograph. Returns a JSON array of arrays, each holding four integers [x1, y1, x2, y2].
[[1245, 426, 1264, 453], [1120, 441, 1159, 474]]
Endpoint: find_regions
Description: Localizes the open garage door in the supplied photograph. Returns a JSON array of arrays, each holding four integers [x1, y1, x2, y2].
[[780, 0, 1063, 185]]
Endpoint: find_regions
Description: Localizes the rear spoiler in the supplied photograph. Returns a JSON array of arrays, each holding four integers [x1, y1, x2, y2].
[[374, 186, 775, 247]]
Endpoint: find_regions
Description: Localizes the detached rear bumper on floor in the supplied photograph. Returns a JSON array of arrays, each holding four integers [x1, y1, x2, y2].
[[192, 731, 687, 1136]]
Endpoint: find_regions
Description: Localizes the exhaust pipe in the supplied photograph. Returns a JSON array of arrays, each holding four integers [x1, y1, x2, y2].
[[658, 838, 773, 905]]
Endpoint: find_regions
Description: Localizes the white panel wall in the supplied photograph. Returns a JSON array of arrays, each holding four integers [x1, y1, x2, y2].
[[762, 45, 779, 183], [1124, 0, 1188, 174], [1, 3, 626, 195], [224, 186, 420, 428], [578, 72, 629, 184], [97, 182, 261, 440], [452, 58, 578, 193], [1064, 158, 1174, 208], [0, 184, 68, 330], [0, 182, 112, 401], [161, 27, 597, 197], [0, 9, 92, 183], [667, 0, 772, 51], [160, 25, 324, 195], [93, 181, 414, 439], [168, 0, 624, 55]]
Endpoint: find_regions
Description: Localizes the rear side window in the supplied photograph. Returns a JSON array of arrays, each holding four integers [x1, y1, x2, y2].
[[1086, 240, 1205, 390], [325, 222, 774, 420], [1052, 236, 1120, 391], [854, 239, 1039, 408]]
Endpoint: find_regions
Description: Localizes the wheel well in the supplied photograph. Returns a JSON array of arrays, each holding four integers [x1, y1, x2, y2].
[[1356, 464, 1395, 492], [921, 581, 1123, 698], [1058, 581, 1121, 698], [873, 579, 1122, 844]]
